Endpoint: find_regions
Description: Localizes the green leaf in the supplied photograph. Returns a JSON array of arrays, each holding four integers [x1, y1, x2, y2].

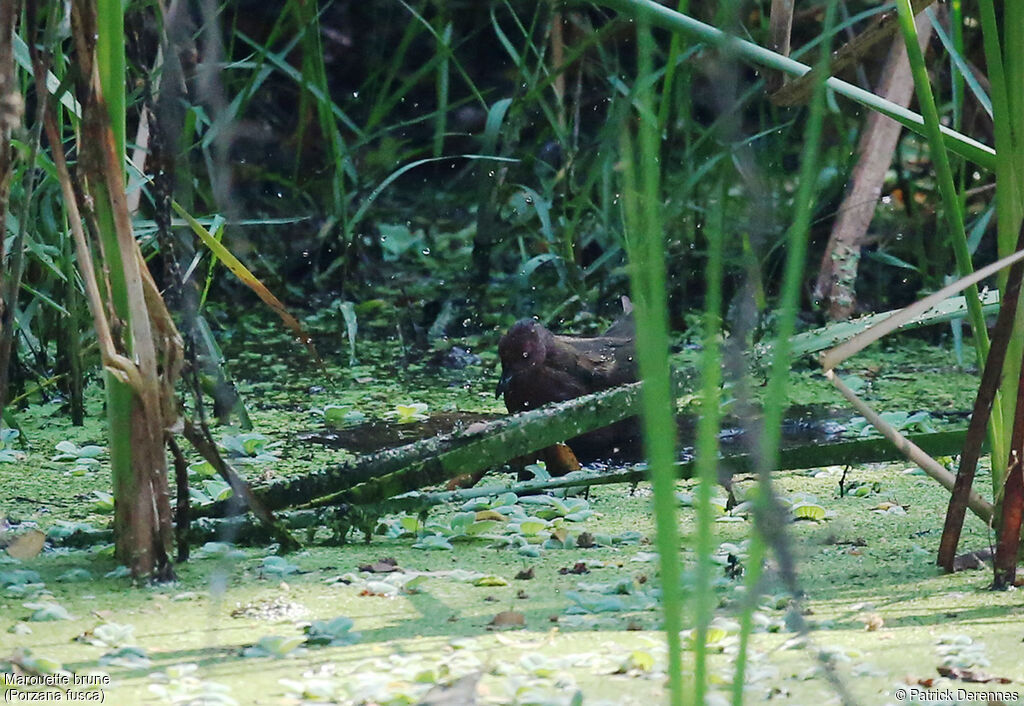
[[305, 616, 360, 646], [792, 503, 827, 521], [242, 635, 304, 658], [412, 535, 453, 551]]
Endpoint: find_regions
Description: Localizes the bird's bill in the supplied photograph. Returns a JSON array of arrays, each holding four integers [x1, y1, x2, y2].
[[495, 370, 513, 398]]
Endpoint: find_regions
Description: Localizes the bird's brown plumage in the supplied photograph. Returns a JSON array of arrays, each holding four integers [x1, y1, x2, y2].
[[496, 306, 639, 461]]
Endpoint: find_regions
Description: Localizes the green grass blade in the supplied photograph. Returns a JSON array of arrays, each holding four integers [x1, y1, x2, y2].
[[619, 19, 685, 703], [925, 8, 991, 119], [693, 175, 724, 704], [894, 0, 989, 367]]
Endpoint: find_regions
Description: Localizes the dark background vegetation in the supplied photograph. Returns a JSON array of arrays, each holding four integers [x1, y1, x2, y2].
[[117, 0, 991, 343], [3, 0, 999, 418]]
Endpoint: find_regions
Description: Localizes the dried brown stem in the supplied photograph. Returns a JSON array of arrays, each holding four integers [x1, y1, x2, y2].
[[937, 225, 1024, 571], [994, 349, 1024, 588]]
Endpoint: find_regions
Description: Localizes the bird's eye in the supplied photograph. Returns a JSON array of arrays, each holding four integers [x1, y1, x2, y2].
[[522, 351, 529, 359]]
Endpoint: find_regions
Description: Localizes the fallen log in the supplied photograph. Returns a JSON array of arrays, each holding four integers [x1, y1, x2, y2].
[[199, 378, 652, 517], [301, 381, 649, 509]]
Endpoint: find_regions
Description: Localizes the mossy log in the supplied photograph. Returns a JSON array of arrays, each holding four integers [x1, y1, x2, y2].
[[198, 380, 649, 517], [304, 384, 645, 508]]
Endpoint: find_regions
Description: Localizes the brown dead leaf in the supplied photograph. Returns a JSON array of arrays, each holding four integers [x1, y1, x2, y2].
[[514, 567, 534, 580], [488, 611, 525, 629], [475, 510, 507, 522]]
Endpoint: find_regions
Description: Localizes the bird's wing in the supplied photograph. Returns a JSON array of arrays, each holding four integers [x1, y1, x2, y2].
[[554, 335, 637, 385]]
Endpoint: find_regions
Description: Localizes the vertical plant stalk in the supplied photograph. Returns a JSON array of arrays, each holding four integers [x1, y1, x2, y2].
[[70, 0, 140, 572], [291, 0, 348, 217], [96, 0, 125, 155], [621, 17, 684, 706], [197, 0, 237, 221], [3, 3, 58, 421], [977, 0, 1024, 496], [994, 353, 1024, 588], [42, 101, 156, 565], [894, 0, 995, 427], [470, 98, 513, 292], [549, 10, 566, 130], [58, 231, 86, 426], [657, 0, 688, 134], [992, 0, 1024, 572], [692, 176, 724, 703], [1005, 3, 1024, 157], [945, 2, 964, 140], [765, 0, 794, 93], [433, 20, 452, 157], [63, 0, 184, 578], [937, 223, 1024, 571], [734, 2, 856, 703], [168, 436, 191, 562], [103, 119, 180, 579], [0, 0, 24, 418]]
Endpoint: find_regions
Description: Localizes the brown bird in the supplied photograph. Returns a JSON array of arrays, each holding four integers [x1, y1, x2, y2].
[[496, 301, 639, 462]]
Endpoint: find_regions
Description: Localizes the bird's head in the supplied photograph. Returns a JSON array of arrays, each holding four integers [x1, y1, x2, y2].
[[495, 319, 551, 397]]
